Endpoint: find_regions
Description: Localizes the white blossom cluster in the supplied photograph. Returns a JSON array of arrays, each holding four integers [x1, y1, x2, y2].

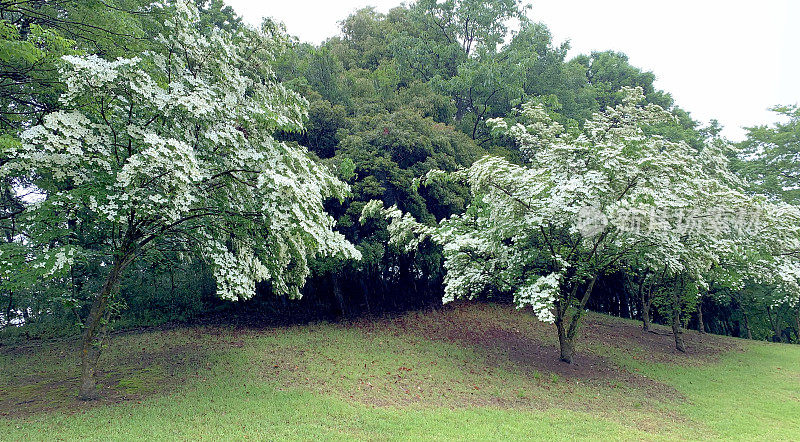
[[515, 273, 559, 323]]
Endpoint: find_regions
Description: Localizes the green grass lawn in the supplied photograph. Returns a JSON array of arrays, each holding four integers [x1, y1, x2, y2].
[[1, 303, 799, 440]]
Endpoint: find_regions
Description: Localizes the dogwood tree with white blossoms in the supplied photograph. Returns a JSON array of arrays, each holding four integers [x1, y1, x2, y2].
[[1, 1, 359, 399], [364, 87, 767, 362], [704, 200, 800, 340]]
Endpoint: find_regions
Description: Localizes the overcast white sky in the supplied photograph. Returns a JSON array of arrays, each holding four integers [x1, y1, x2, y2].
[[224, 0, 800, 140]]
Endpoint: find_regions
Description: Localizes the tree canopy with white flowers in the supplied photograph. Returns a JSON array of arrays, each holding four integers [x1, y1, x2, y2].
[[0, 1, 359, 399], [363, 87, 799, 362]]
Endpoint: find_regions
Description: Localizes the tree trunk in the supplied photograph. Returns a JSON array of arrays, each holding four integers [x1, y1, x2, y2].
[[672, 280, 686, 353], [766, 306, 783, 343], [169, 267, 175, 294], [556, 275, 598, 364], [638, 277, 651, 331], [331, 272, 347, 317], [359, 274, 371, 315], [556, 319, 574, 363], [78, 257, 127, 400], [620, 277, 628, 319], [741, 309, 753, 340], [642, 302, 651, 331], [697, 296, 705, 334]]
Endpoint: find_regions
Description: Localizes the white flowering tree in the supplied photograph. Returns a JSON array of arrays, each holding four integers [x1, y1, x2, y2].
[[0, 2, 359, 399], [704, 202, 800, 341], [363, 87, 767, 362]]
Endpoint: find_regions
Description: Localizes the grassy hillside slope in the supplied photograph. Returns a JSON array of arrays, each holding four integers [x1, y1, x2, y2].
[[1, 302, 799, 440]]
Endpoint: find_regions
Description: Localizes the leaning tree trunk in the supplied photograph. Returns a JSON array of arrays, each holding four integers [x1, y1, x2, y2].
[[78, 257, 128, 400], [672, 281, 686, 353]]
